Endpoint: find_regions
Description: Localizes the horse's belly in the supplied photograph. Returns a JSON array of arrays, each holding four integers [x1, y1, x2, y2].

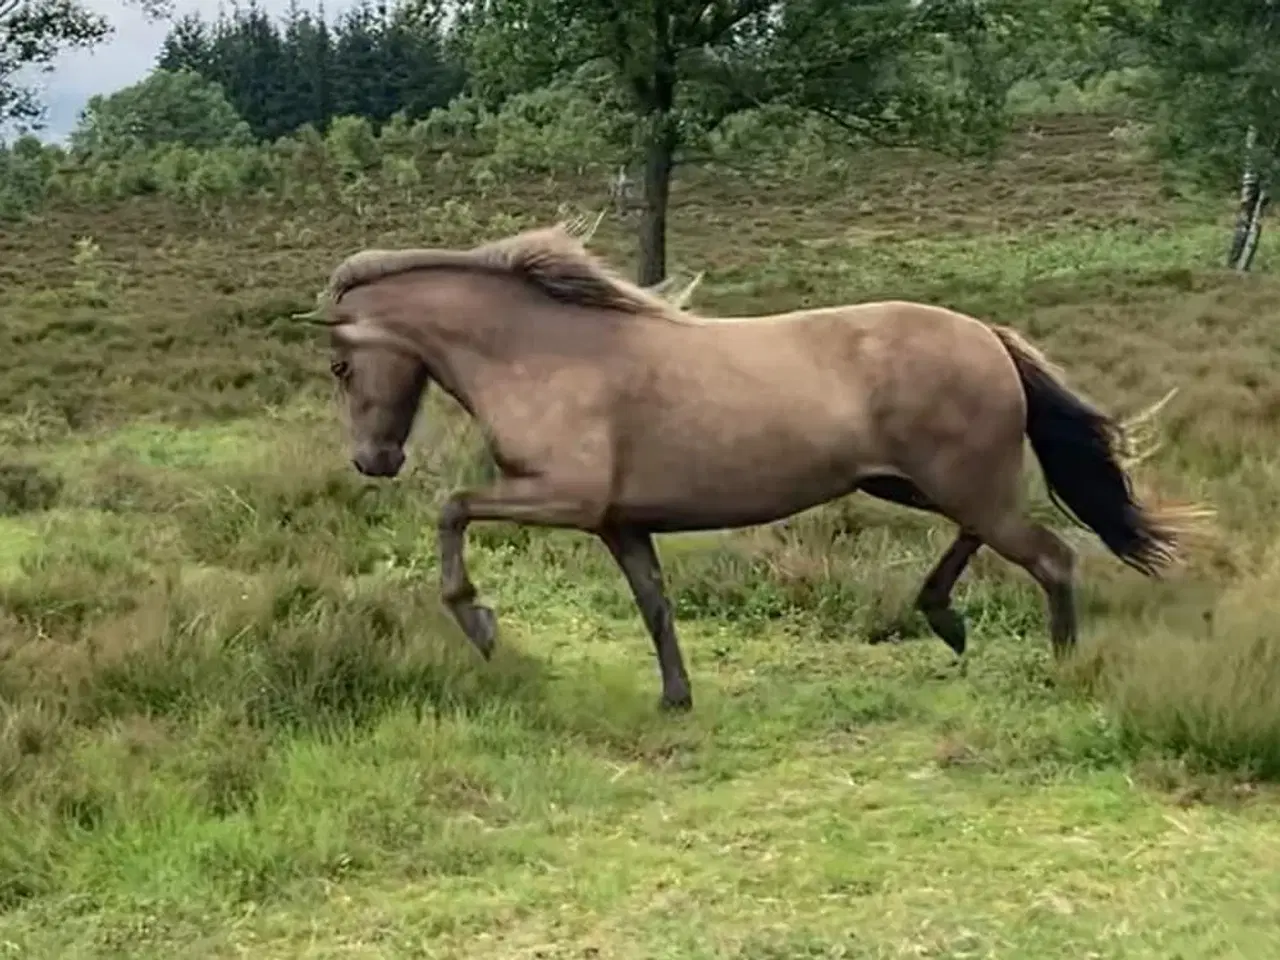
[[609, 451, 868, 532]]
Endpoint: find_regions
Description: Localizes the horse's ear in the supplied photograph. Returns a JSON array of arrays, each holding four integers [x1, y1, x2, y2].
[[293, 292, 333, 325], [561, 208, 605, 245], [644, 271, 704, 310], [670, 271, 704, 310]]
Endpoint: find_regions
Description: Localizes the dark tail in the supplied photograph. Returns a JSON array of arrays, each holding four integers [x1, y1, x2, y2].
[[991, 325, 1210, 577]]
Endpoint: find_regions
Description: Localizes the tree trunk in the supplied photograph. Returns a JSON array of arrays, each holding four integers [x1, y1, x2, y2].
[[637, 113, 677, 287], [1231, 184, 1269, 272], [1228, 126, 1269, 272]]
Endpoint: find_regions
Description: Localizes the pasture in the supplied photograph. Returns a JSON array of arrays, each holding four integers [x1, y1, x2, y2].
[[1, 113, 1279, 957]]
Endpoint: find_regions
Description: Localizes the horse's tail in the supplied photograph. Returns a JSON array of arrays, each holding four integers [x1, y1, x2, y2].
[[990, 324, 1212, 577]]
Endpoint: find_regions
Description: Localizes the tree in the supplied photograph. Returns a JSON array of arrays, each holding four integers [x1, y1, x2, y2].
[[1, 0, 109, 128], [1116, 0, 1280, 268], [157, 0, 466, 140], [995, 0, 1145, 92], [1, 0, 172, 131], [461, 0, 1016, 285], [68, 67, 252, 159]]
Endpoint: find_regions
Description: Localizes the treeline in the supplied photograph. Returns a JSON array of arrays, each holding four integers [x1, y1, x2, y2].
[[0, 86, 827, 219], [4, 0, 1276, 277], [156, 0, 466, 142]]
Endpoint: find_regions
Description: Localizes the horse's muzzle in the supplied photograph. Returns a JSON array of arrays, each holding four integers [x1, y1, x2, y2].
[[352, 446, 405, 478]]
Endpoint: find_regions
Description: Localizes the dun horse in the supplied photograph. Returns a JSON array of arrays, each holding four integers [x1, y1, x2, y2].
[[312, 222, 1207, 710]]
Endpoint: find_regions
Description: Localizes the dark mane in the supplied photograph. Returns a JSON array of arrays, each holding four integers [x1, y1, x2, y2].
[[324, 223, 690, 323]]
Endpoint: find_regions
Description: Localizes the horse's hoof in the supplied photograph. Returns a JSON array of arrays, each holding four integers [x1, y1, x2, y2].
[[660, 690, 693, 712], [464, 605, 498, 660], [926, 617, 965, 656]]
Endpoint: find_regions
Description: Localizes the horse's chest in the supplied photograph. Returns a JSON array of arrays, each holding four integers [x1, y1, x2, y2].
[[472, 368, 611, 468]]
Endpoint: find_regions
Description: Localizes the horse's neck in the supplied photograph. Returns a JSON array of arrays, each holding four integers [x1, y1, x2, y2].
[[389, 282, 496, 411]]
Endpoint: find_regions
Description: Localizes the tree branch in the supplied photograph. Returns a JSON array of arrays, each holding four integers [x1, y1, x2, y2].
[[674, 0, 714, 38], [688, 0, 775, 47], [804, 103, 920, 150]]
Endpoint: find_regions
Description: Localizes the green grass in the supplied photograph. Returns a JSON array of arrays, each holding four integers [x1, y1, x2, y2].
[[2, 113, 1280, 956]]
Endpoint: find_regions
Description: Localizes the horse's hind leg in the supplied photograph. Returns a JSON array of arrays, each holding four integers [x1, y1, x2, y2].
[[858, 476, 982, 654], [916, 532, 982, 655], [971, 511, 1078, 655]]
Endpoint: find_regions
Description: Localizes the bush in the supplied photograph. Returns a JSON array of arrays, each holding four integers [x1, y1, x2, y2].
[[0, 136, 59, 220], [69, 68, 254, 161], [0, 463, 63, 516]]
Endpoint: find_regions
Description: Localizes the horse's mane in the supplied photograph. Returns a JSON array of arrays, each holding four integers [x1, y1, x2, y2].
[[325, 223, 691, 323]]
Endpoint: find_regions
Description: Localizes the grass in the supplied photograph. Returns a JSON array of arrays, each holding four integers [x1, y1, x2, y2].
[[1, 112, 1280, 956]]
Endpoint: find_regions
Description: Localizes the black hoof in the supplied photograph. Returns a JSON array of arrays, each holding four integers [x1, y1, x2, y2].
[[660, 690, 693, 712], [926, 608, 967, 656]]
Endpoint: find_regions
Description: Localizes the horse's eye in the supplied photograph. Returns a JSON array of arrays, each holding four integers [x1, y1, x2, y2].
[[330, 359, 349, 379]]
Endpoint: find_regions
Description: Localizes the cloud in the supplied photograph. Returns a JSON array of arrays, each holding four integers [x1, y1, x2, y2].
[[31, 0, 331, 140]]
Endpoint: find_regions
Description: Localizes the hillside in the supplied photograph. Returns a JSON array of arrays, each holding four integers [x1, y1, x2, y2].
[[1, 113, 1280, 957]]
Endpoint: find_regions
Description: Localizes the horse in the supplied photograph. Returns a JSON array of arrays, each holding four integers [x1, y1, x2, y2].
[[310, 221, 1210, 711]]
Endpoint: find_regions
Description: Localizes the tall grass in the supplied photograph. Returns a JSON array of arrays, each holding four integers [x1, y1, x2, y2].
[[1, 111, 1278, 941]]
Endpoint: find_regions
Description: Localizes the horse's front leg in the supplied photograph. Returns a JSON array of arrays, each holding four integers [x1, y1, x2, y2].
[[598, 525, 693, 711], [437, 477, 605, 658]]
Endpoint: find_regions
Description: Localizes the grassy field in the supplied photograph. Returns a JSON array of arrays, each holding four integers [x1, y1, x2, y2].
[[2, 113, 1280, 957]]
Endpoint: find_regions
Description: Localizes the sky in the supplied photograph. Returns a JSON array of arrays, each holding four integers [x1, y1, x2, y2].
[[26, 0, 329, 141]]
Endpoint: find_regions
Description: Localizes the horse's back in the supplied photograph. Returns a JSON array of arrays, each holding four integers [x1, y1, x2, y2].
[[604, 298, 1027, 529], [710, 297, 1030, 479], [625, 297, 1022, 443], [698, 298, 1021, 406]]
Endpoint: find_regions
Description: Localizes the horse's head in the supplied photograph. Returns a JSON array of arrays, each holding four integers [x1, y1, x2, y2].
[[327, 317, 430, 479]]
